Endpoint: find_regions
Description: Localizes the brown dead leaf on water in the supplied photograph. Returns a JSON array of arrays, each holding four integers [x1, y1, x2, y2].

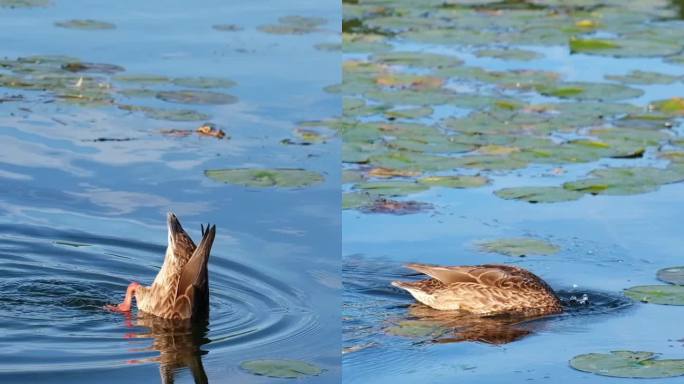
[[197, 123, 226, 139], [360, 198, 432, 215]]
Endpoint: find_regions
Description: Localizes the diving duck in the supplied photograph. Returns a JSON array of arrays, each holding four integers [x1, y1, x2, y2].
[[392, 263, 562, 316], [107, 212, 215, 320]]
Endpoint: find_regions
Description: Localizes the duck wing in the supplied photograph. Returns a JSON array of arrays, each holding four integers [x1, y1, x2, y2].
[[174, 224, 215, 318], [405, 263, 551, 291]]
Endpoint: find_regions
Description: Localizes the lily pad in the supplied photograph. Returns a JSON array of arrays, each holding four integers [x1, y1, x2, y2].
[[171, 77, 236, 89], [156, 90, 237, 105], [114, 74, 170, 84], [563, 167, 684, 196], [495, 186, 584, 203], [651, 98, 684, 116], [605, 70, 681, 85], [417, 175, 489, 188], [624, 285, 684, 305], [240, 359, 322, 379], [259, 15, 326, 35], [570, 351, 684, 378], [657, 267, 684, 286], [474, 48, 542, 61], [118, 105, 210, 121], [55, 19, 116, 30], [0, 0, 50, 7], [205, 168, 324, 188], [212, 24, 242, 32], [534, 82, 643, 101], [477, 237, 560, 257], [354, 181, 429, 196], [360, 198, 432, 215]]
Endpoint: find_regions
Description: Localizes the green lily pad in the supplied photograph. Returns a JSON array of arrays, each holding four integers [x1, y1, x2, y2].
[[417, 175, 489, 188], [156, 90, 237, 105], [477, 237, 560, 257], [569, 38, 620, 53], [171, 77, 236, 89], [624, 285, 684, 305], [114, 74, 170, 84], [55, 19, 116, 30], [605, 70, 681, 85], [474, 48, 542, 61], [563, 167, 684, 195], [657, 267, 684, 286], [343, 191, 374, 209], [118, 105, 210, 121], [205, 168, 324, 188], [212, 24, 242, 32], [0, 0, 50, 7], [354, 181, 429, 196], [259, 15, 326, 35], [240, 359, 323, 379], [570, 351, 684, 378], [385, 107, 434, 119], [372, 51, 463, 68], [494, 186, 584, 203], [651, 98, 684, 116], [534, 82, 643, 101]]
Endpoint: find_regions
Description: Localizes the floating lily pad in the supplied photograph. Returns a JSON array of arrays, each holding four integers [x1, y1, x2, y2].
[[240, 359, 323, 379], [657, 267, 684, 286], [0, 0, 50, 7], [212, 24, 242, 32], [205, 168, 324, 188], [118, 105, 210, 121], [171, 77, 236, 89], [651, 98, 684, 116], [495, 186, 584, 203], [534, 82, 643, 101], [114, 74, 170, 84], [156, 90, 237, 105], [61, 61, 125, 74], [478, 237, 559, 257], [354, 181, 429, 196], [418, 175, 489, 188], [385, 107, 433, 119], [624, 285, 684, 305], [569, 38, 620, 53], [259, 15, 326, 35], [605, 70, 681, 85], [570, 351, 684, 378], [343, 191, 374, 209], [372, 51, 462, 68], [474, 48, 542, 61], [563, 167, 684, 195], [55, 19, 116, 30]]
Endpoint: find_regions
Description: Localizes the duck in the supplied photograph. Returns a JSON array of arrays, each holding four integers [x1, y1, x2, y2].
[[107, 212, 215, 320], [391, 263, 562, 316]]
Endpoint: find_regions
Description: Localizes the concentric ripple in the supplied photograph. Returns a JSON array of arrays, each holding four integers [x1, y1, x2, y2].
[[0, 223, 317, 374]]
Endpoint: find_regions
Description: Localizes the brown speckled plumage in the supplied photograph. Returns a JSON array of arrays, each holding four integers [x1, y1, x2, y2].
[[392, 263, 562, 316], [135, 213, 215, 320]]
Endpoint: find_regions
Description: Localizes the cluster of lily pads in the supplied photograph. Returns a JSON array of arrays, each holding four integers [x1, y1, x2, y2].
[[334, 0, 684, 214]]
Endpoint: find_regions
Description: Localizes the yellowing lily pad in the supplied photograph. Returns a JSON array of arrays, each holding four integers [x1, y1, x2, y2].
[[569, 38, 620, 53], [55, 19, 116, 30], [478, 237, 559, 257], [417, 175, 489, 188], [657, 267, 684, 286], [240, 359, 323, 378], [570, 351, 684, 378], [156, 90, 237, 105], [624, 285, 684, 305], [651, 98, 684, 116], [495, 186, 584, 203], [205, 168, 324, 188]]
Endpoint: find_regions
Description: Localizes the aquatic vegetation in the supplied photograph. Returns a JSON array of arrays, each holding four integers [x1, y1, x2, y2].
[[240, 359, 323, 378], [623, 285, 684, 305], [570, 351, 684, 378], [0, 0, 49, 7], [477, 237, 559, 257], [495, 186, 584, 204], [258, 15, 327, 35], [211, 24, 242, 32], [156, 90, 237, 105], [657, 266, 684, 285], [54, 19, 116, 30], [204, 168, 324, 188]]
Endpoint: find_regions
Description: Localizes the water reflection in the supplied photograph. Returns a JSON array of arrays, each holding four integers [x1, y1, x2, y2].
[[124, 312, 210, 384]]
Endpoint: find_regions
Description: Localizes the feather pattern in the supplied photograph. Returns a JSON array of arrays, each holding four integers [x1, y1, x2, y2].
[[135, 213, 215, 320], [392, 263, 562, 315]]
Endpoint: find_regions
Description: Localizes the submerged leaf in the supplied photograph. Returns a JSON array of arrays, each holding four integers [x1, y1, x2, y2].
[[240, 359, 323, 378], [477, 237, 559, 257], [570, 351, 684, 378], [205, 168, 324, 188]]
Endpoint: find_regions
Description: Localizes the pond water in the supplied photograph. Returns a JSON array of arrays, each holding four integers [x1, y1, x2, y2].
[[0, 0, 340, 383], [342, 0, 684, 383]]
